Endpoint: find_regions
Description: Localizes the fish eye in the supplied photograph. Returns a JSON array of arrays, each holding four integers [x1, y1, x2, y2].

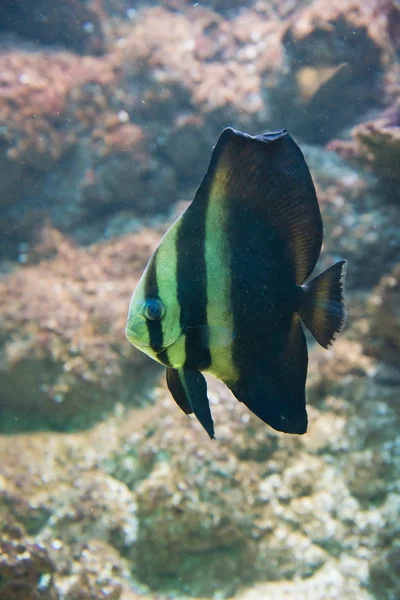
[[143, 298, 166, 321]]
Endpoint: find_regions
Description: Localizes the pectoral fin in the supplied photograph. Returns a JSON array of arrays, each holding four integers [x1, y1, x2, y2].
[[166, 367, 215, 439]]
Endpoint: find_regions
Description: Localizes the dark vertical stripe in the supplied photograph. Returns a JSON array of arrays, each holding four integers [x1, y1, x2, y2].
[[225, 196, 311, 432], [158, 348, 171, 366], [176, 197, 211, 371], [227, 198, 297, 378], [144, 252, 164, 352]]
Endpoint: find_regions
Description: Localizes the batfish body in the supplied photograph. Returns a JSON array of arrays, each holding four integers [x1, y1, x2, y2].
[[126, 128, 347, 439]]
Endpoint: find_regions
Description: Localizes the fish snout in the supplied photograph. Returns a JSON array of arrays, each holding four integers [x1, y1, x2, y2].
[[125, 325, 166, 355]]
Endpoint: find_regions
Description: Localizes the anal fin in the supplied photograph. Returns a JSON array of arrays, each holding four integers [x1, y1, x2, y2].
[[229, 314, 308, 435]]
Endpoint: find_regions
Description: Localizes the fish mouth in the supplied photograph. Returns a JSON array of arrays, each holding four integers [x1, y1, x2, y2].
[[125, 328, 166, 355]]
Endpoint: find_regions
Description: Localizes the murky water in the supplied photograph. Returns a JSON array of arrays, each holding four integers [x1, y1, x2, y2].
[[0, 1, 399, 599]]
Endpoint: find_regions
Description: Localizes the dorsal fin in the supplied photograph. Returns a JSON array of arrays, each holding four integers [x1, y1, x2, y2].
[[193, 127, 323, 285]]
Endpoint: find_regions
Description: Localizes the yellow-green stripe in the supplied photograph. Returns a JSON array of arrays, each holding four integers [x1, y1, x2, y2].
[[165, 333, 187, 368], [155, 219, 187, 368], [204, 180, 236, 383], [155, 221, 181, 327]]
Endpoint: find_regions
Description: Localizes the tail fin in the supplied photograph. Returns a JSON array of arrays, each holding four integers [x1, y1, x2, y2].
[[299, 260, 347, 349]]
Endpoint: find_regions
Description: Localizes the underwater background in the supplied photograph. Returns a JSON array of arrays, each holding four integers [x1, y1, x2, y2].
[[0, 0, 399, 598]]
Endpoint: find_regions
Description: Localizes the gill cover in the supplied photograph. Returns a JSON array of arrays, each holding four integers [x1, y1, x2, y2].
[[125, 241, 183, 360]]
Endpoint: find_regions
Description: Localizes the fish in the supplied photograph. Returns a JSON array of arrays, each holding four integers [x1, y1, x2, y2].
[[295, 63, 349, 103], [125, 127, 347, 439]]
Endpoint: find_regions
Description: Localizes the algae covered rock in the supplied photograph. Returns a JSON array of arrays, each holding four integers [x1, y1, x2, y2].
[[368, 263, 400, 365], [100, 382, 329, 595], [55, 539, 134, 600], [37, 472, 138, 552], [0, 534, 57, 600], [103, 387, 261, 595], [0, 227, 162, 431], [0, 425, 141, 600], [368, 493, 400, 600], [0, 1, 399, 598], [370, 543, 400, 600], [0, 0, 105, 54], [353, 108, 400, 197], [331, 102, 400, 198], [133, 450, 257, 595], [303, 145, 398, 290], [1, 0, 398, 258], [270, 0, 387, 142], [0, 317, 399, 599], [0, 46, 175, 254]]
